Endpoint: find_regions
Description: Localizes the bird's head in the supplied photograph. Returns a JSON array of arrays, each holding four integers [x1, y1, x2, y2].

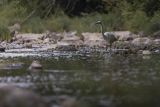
[[95, 20, 102, 25]]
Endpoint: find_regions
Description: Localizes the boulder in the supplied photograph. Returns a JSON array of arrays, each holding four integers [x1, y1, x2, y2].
[[114, 31, 138, 41], [131, 37, 153, 49], [142, 50, 151, 55]]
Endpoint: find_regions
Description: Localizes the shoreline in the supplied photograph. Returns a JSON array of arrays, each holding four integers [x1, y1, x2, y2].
[[0, 31, 159, 55]]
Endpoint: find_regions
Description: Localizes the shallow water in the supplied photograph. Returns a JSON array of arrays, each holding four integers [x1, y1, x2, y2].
[[0, 52, 160, 107]]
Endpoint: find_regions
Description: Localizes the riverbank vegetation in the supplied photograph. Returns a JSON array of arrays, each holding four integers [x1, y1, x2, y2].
[[0, 0, 160, 38]]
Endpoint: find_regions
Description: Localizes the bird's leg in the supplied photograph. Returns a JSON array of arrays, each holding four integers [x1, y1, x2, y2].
[[109, 44, 112, 53], [106, 45, 108, 51], [106, 44, 112, 53], [106, 45, 110, 53]]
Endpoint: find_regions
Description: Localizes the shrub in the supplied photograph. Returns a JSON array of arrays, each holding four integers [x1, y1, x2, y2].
[[0, 1, 26, 39], [145, 12, 160, 35], [124, 10, 149, 33], [0, 25, 10, 40], [21, 17, 46, 33]]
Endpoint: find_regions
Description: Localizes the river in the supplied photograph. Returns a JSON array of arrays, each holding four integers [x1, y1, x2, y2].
[[0, 51, 159, 107]]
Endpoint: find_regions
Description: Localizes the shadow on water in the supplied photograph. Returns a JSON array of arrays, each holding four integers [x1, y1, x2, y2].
[[0, 52, 160, 107]]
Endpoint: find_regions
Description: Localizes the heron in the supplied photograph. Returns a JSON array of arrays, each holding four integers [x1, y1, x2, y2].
[[95, 20, 117, 51]]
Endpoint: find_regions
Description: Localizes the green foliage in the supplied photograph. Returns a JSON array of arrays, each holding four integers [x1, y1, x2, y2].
[[124, 10, 149, 33], [0, 1, 26, 39], [0, 0, 159, 39], [21, 17, 46, 33], [145, 12, 160, 34], [0, 25, 10, 40]]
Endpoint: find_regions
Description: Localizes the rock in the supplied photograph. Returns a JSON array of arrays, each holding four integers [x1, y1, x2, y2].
[[62, 32, 83, 46], [59, 96, 79, 107], [0, 62, 23, 70], [0, 47, 5, 52], [2, 63, 23, 70], [6, 43, 24, 49], [113, 41, 132, 49], [43, 38, 50, 43], [56, 32, 83, 51], [131, 37, 153, 49], [56, 42, 78, 51], [15, 33, 44, 43], [154, 39, 160, 45], [132, 37, 153, 46], [113, 31, 138, 41], [43, 32, 63, 43], [142, 50, 151, 55], [143, 55, 151, 59], [24, 43, 32, 48], [28, 60, 43, 71], [0, 85, 48, 107], [113, 41, 134, 54], [82, 32, 106, 47]]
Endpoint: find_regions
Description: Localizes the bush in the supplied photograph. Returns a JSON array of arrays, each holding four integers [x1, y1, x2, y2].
[[0, 25, 10, 40], [124, 10, 149, 33], [21, 17, 46, 33], [0, 1, 26, 39], [145, 12, 160, 35], [44, 13, 124, 33]]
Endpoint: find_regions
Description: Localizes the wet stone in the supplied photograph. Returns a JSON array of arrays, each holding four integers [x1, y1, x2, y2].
[[28, 60, 43, 71], [0, 85, 49, 107]]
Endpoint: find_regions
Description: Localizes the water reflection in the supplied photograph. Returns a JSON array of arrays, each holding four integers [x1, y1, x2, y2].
[[0, 54, 159, 107]]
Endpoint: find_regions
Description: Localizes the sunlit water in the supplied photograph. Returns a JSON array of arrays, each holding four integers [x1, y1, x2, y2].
[[0, 51, 160, 107]]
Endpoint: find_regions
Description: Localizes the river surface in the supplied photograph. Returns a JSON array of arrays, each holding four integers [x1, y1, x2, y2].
[[0, 51, 160, 107]]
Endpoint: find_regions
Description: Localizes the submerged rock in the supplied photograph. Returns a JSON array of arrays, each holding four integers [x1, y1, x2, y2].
[[59, 96, 81, 107], [2, 63, 24, 70], [0, 85, 48, 107], [28, 60, 43, 71]]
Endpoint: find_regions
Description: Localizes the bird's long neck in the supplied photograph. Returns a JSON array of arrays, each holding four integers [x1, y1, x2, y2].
[[100, 23, 105, 37]]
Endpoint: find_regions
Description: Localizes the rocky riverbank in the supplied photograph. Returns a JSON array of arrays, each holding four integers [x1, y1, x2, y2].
[[0, 31, 160, 54]]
